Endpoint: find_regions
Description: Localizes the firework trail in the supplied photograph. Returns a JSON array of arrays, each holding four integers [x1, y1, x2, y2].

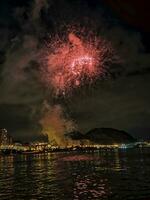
[[39, 27, 117, 144]]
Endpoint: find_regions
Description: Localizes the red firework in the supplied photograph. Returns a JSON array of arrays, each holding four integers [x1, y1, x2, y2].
[[42, 30, 113, 96]]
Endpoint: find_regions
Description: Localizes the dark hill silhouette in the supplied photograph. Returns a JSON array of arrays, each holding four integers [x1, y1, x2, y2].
[[85, 128, 135, 144], [65, 128, 135, 144]]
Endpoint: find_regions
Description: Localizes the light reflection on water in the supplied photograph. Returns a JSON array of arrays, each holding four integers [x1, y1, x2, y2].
[[0, 149, 150, 200]]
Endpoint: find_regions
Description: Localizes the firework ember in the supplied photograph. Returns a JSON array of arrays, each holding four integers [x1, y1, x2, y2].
[[42, 30, 113, 96]]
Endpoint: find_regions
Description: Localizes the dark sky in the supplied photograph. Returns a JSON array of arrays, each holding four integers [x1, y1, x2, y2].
[[0, 0, 150, 141]]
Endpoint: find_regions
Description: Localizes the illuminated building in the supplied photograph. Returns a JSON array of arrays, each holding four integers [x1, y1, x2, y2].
[[0, 128, 13, 145]]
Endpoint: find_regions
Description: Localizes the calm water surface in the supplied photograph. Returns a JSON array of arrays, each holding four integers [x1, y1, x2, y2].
[[0, 149, 150, 200]]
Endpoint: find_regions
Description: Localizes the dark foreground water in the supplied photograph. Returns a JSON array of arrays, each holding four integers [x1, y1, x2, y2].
[[0, 149, 150, 200]]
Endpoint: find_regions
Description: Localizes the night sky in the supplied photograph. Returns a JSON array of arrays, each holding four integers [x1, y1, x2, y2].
[[0, 0, 150, 141]]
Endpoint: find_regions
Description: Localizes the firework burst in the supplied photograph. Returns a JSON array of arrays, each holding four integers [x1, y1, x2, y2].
[[41, 28, 114, 96]]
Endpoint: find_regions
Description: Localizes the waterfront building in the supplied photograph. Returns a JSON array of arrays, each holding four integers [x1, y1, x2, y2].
[[0, 128, 13, 145]]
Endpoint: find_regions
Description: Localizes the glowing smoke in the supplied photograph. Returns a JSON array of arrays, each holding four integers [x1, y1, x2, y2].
[[40, 101, 76, 146]]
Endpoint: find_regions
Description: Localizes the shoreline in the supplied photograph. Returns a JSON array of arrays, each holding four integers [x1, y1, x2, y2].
[[0, 146, 149, 156]]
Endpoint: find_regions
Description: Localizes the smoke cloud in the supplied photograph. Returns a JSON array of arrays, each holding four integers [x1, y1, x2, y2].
[[39, 101, 76, 146]]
